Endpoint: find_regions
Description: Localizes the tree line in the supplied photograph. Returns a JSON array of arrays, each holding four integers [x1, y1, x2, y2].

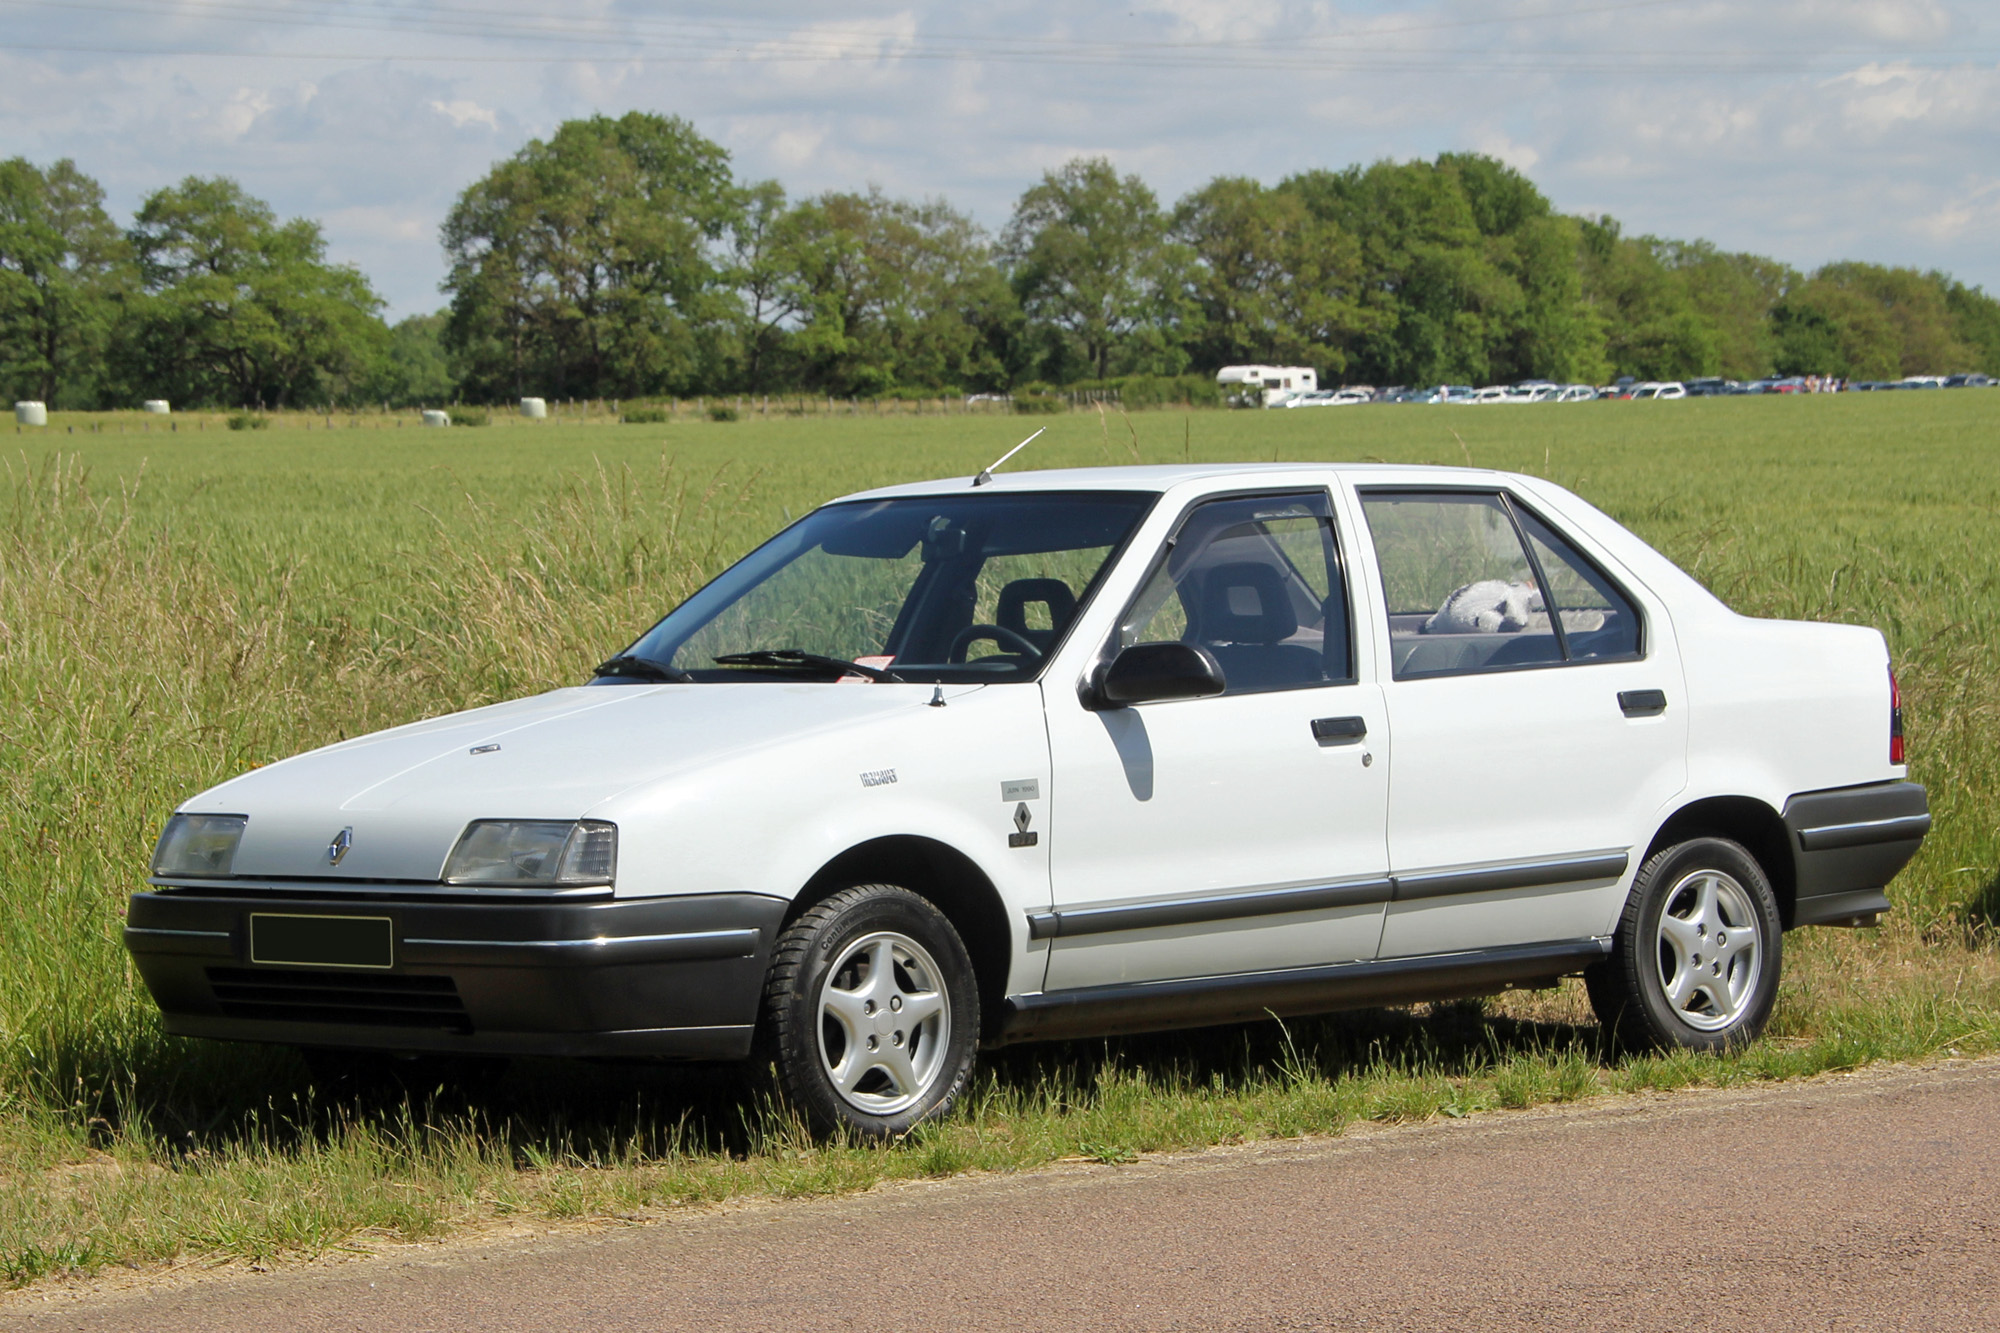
[[5, 112, 1999, 410]]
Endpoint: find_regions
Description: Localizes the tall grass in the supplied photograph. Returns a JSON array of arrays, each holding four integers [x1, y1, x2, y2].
[[0, 392, 1996, 1284]]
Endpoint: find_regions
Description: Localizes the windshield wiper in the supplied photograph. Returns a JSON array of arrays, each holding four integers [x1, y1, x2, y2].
[[591, 654, 694, 684], [712, 649, 906, 683]]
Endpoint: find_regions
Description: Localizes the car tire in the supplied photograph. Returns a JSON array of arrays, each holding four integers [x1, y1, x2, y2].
[[759, 884, 979, 1139], [1585, 837, 1782, 1053]]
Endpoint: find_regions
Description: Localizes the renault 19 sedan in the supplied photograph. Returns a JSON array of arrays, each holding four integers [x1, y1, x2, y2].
[[127, 463, 1929, 1136]]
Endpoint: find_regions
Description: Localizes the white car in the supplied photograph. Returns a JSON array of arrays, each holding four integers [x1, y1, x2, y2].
[[128, 463, 1928, 1137]]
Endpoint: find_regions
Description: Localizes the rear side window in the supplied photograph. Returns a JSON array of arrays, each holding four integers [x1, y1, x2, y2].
[[1359, 490, 1641, 680]]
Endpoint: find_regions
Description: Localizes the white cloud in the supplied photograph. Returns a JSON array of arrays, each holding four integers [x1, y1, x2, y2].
[[217, 87, 275, 139], [428, 99, 499, 131]]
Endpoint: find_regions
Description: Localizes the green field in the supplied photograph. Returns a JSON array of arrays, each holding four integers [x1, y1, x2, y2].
[[3, 393, 1997, 1284]]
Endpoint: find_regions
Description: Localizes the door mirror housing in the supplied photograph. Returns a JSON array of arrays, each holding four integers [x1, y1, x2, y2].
[[1092, 642, 1228, 708]]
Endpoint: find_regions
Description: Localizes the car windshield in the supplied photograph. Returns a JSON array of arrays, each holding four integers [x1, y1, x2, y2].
[[609, 490, 1156, 684]]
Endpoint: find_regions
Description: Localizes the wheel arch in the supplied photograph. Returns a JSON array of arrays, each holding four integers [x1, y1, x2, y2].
[[1643, 796, 1797, 926], [792, 835, 1016, 1042]]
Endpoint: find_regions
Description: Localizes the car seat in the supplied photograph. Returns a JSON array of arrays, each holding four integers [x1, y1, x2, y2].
[[996, 578, 1078, 654], [1195, 562, 1324, 691]]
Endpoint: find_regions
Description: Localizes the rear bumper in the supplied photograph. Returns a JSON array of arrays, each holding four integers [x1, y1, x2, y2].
[[1783, 781, 1930, 927], [124, 889, 788, 1060]]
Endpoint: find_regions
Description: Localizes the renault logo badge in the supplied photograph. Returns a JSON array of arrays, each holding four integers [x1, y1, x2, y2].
[[327, 827, 354, 866]]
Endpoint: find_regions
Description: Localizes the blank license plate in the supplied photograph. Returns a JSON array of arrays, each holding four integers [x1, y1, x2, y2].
[[249, 914, 394, 969]]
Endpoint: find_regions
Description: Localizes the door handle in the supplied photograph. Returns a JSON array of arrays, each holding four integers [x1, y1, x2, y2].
[[1618, 689, 1668, 716], [1311, 716, 1368, 744]]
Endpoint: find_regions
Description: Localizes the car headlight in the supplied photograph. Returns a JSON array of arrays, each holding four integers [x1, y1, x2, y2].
[[442, 819, 618, 886], [151, 813, 248, 878]]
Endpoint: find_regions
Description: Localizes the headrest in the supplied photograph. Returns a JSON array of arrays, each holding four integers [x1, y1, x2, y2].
[[1199, 562, 1298, 644], [996, 578, 1077, 636]]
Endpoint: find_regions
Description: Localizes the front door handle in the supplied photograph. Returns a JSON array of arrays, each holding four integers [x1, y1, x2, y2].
[[1311, 716, 1368, 745], [1618, 689, 1668, 716]]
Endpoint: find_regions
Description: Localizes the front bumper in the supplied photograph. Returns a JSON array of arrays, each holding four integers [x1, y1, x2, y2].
[[124, 888, 788, 1060]]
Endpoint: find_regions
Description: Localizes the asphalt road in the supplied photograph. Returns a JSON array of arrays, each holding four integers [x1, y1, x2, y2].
[[13, 1059, 2000, 1332]]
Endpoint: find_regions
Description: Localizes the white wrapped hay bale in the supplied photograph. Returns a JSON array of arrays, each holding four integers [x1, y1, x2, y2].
[[520, 397, 547, 419], [142, 400, 171, 415], [15, 402, 47, 426], [422, 409, 450, 427]]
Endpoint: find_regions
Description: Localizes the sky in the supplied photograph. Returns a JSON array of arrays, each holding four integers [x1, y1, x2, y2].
[[3, 0, 1996, 321]]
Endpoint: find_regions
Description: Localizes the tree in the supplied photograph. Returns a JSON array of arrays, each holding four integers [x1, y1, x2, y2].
[[1773, 263, 1971, 378], [1283, 158, 1521, 387], [1578, 218, 1724, 380], [1942, 277, 2000, 375], [769, 187, 1016, 395], [120, 177, 384, 408], [442, 113, 739, 401], [0, 158, 127, 407], [360, 311, 457, 407], [1000, 158, 1192, 382], [1171, 176, 1367, 375], [1656, 240, 1791, 380]]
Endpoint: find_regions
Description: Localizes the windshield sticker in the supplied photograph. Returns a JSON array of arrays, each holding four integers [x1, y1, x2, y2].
[[837, 655, 898, 684]]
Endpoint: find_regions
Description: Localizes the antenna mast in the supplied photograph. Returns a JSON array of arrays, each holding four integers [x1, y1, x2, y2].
[[972, 428, 1045, 487]]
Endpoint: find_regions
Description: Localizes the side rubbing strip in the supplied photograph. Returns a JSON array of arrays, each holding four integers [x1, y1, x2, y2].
[[1027, 853, 1631, 940], [1795, 814, 1932, 852], [1029, 878, 1394, 941], [1390, 852, 1630, 903]]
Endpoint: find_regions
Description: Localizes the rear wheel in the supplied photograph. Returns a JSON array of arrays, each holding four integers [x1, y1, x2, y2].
[[1586, 837, 1782, 1052], [759, 884, 979, 1139]]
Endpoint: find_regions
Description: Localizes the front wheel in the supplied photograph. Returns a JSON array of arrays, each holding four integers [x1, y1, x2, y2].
[[1586, 837, 1782, 1052], [759, 884, 979, 1139]]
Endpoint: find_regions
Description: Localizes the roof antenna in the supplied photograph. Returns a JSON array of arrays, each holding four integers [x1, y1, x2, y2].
[[972, 427, 1045, 487]]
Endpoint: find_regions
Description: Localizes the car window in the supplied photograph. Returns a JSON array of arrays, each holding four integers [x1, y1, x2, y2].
[[1359, 489, 1641, 679], [1511, 506, 1643, 661], [1118, 491, 1353, 694], [628, 491, 1155, 684]]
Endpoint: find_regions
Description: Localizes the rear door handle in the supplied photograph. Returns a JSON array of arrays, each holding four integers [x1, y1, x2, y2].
[[1311, 716, 1368, 744], [1618, 689, 1668, 716]]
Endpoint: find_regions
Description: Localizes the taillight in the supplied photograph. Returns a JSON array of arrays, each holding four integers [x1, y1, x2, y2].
[[1889, 667, 1905, 764]]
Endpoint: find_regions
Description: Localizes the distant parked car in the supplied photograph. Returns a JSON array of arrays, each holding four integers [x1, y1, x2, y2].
[[1683, 379, 1737, 398], [1554, 385, 1599, 402], [1627, 382, 1686, 400], [1467, 386, 1510, 404], [1281, 389, 1370, 408], [1943, 374, 1994, 388]]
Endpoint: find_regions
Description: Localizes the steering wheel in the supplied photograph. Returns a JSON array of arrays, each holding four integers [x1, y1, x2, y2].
[[946, 623, 1044, 663]]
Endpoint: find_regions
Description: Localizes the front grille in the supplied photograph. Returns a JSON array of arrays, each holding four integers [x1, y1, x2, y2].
[[206, 967, 472, 1033]]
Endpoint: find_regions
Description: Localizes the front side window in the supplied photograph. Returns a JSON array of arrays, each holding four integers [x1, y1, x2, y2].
[[614, 491, 1154, 684], [1359, 489, 1641, 680], [1118, 491, 1353, 695]]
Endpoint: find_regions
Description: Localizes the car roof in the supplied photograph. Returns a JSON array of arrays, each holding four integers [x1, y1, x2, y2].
[[835, 462, 1509, 503]]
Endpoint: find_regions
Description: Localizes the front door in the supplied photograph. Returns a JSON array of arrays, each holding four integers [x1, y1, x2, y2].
[[1041, 490, 1391, 991]]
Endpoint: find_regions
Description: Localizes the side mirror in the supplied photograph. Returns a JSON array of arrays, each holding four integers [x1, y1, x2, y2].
[[1092, 642, 1227, 708]]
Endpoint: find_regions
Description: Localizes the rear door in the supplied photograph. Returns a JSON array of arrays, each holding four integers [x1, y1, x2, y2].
[[1353, 487, 1687, 957]]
